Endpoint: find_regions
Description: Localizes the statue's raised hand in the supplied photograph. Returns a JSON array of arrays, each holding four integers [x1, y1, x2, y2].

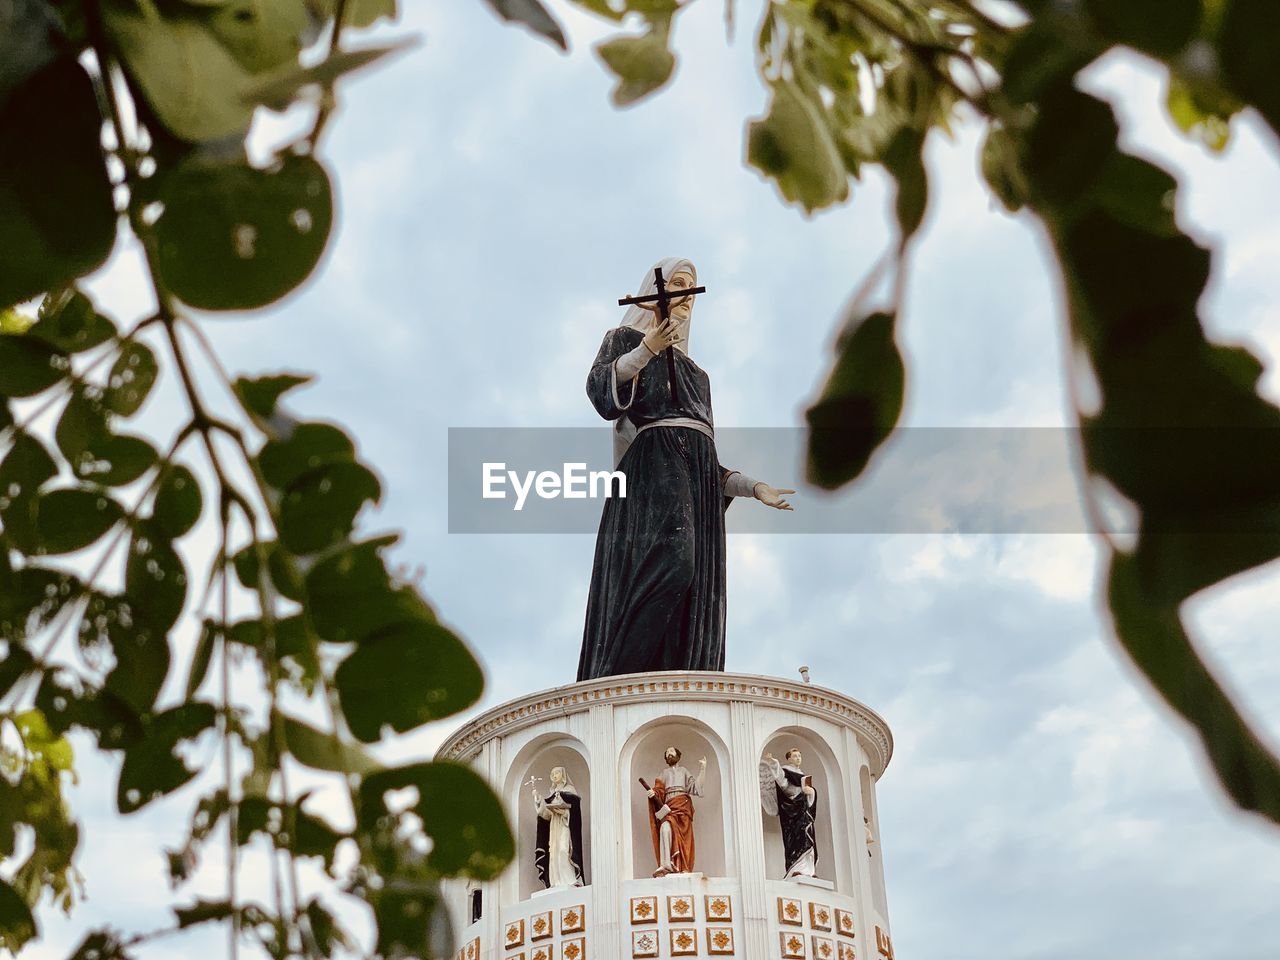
[[642, 315, 683, 355], [754, 483, 796, 511]]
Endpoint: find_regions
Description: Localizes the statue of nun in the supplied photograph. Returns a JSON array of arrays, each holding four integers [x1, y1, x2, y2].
[[760, 749, 819, 879], [577, 257, 795, 681], [532, 766, 585, 888]]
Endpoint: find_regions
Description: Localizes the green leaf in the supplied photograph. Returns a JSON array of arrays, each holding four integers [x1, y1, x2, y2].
[[244, 41, 417, 110], [174, 899, 236, 929], [125, 521, 189, 632], [0, 643, 35, 698], [80, 592, 171, 713], [1082, 0, 1201, 57], [1023, 84, 1119, 208], [305, 0, 398, 29], [999, 19, 1099, 105], [232, 372, 312, 419], [104, 339, 158, 416], [335, 620, 484, 742], [0, 334, 67, 396], [481, 0, 566, 49], [0, 59, 117, 310], [0, 565, 81, 641], [29, 289, 117, 353], [0, 876, 37, 951], [805, 311, 904, 490], [152, 464, 203, 538], [1165, 76, 1235, 151], [154, 155, 334, 311], [882, 126, 928, 244], [361, 761, 513, 878], [0, 433, 58, 554], [304, 536, 434, 643], [1107, 552, 1280, 821], [36, 488, 125, 554], [231, 538, 304, 601], [103, 4, 255, 143], [259, 422, 355, 489], [57, 389, 160, 485], [36, 672, 145, 750], [228, 615, 320, 688], [205, 0, 310, 75], [747, 79, 849, 214], [65, 932, 135, 960], [186, 619, 217, 698], [117, 702, 217, 813], [278, 461, 381, 555], [1088, 153, 1179, 238], [1219, 0, 1280, 136], [595, 29, 676, 106], [278, 711, 379, 775], [981, 123, 1029, 213]]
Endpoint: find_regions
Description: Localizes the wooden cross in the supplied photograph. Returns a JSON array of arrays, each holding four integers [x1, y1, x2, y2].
[[618, 266, 707, 406]]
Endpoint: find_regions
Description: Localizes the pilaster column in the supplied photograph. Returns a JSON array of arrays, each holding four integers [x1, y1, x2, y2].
[[728, 699, 769, 958], [587, 702, 620, 960]]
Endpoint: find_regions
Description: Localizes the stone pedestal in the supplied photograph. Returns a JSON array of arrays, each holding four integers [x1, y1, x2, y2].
[[439, 672, 895, 960]]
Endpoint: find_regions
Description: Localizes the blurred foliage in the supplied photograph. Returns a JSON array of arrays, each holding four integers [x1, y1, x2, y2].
[[486, 0, 1280, 829], [1, 0, 510, 957]]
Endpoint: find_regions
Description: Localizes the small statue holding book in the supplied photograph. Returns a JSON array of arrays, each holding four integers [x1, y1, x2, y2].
[[760, 748, 819, 879]]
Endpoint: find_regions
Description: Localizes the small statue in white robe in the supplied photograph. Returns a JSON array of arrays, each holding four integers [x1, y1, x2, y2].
[[532, 766, 585, 888]]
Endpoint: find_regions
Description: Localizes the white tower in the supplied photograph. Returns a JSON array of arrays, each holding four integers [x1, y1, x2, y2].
[[440, 671, 895, 960]]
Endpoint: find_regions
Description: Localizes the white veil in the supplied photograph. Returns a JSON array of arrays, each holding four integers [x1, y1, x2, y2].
[[621, 256, 698, 355], [612, 257, 698, 465]]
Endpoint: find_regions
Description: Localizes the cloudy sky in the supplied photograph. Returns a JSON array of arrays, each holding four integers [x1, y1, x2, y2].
[[22, 0, 1280, 957]]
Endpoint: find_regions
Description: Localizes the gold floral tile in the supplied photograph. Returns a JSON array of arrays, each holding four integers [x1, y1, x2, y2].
[[809, 903, 832, 931], [562, 937, 586, 960], [509, 955, 526, 960], [706, 926, 735, 955], [705, 894, 733, 922], [838, 943, 857, 960], [670, 928, 698, 956], [531, 911, 553, 941], [812, 936, 835, 960], [505, 918, 525, 948], [667, 894, 695, 923], [630, 896, 658, 925], [465, 937, 480, 960], [780, 931, 806, 958], [632, 929, 659, 958], [835, 910, 855, 938], [561, 905, 585, 935], [778, 897, 803, 926], [875, 927, 892, 958], [530, 944, 554, 960]]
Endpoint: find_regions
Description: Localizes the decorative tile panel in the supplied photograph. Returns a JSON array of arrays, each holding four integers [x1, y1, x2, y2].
[[704, 894, 733, 922], [508, 955, 525, 960], [809, 903, 832, 931], [630, 896, 658, 925], [706, 926, 735, 955], [834, 909, 855, 938], [560, 905, 585, 935], [668, 894, 696, 923], [465, 937, 480, 960], [561, 937, 586, 960], [838, 943, 857, 960], [812, 936, 835, 960], [777, 896, 803, 926], [632, 929, 659, 958], [781, 931, 807, 958], [529, 944, 554, 960], [504, 919, 525, 949], [875, 927, 893, 959], [670, 928, 699, 955], [531, 911, 553, 941]]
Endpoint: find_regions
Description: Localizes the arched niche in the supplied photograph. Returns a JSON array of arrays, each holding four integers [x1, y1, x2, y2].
[[504, 734, 592, 902], [860, 765, 888, 917], [621, 718, 730, 880], [760, 726, 845, 890]]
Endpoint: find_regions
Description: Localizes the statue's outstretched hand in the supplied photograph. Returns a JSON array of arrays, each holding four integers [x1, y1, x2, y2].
[[754, 483, 795, 511]]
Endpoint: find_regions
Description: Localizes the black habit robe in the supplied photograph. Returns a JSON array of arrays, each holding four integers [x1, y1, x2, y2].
[[577, 326, 734, 681], [777, 766, 819, 875]]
